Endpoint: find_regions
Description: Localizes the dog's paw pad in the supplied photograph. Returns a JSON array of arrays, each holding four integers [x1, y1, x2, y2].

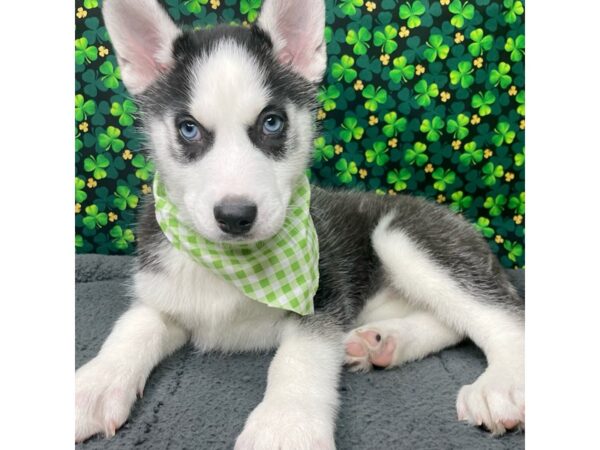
[[344, 327, 398, 370]]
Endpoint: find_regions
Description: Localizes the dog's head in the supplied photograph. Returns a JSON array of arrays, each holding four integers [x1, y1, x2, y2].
[[102, 0, 326, 242]]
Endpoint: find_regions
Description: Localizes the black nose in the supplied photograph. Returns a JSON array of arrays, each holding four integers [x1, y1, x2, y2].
[[214, 198, 257, 235]]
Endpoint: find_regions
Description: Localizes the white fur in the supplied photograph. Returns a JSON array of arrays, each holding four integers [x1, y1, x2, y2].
[[235, 322, 341, 450], [75, 302, 188, 442], [76, 244, 339, 444], [134, 242, 288, 352], [147, 40, 314, 243], [79, 1, 524, 446], [345, 288, 463, 371], [371, 215, 525, 434]]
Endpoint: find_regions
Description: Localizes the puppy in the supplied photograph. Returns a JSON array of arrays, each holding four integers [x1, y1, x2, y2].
[[75, 0, 525, 447]]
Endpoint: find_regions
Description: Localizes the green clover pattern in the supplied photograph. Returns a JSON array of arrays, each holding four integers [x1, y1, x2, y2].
[[75, 0, 525, 269]]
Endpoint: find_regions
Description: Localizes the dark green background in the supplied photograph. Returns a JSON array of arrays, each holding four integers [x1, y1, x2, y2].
[[75, 0, 525, 268]]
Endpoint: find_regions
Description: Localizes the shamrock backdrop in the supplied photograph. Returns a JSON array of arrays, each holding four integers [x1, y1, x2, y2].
[[75, 0, 525, 268]]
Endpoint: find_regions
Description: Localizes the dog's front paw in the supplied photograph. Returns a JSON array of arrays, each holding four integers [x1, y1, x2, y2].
[[456, 367, 524, 435], [235, 399, 336, 450], [75, 358, 141, 443]]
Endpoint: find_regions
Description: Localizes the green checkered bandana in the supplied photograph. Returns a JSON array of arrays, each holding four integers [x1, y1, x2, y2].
[[153, 173, 319, 316]]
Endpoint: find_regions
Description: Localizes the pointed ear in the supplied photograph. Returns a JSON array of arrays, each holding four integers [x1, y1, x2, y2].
[[102, 0, 181, 95], [257, 0, 327, 83]]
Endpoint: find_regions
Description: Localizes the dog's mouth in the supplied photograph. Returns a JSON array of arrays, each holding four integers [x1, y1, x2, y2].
[[216, 232, 259, 244]]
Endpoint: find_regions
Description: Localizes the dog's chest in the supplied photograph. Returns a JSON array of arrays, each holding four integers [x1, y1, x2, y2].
[[134, 244, 287, 352]]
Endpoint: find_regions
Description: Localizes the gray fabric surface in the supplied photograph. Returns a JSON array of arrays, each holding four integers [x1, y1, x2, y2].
[[76, 254, 525, 450]]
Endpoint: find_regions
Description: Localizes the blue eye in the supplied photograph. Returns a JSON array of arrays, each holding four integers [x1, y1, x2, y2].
[[262, 114, 284, 135], [179, 121, 201, 141]]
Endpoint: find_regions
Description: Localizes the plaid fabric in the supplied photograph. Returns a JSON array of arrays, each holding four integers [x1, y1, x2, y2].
[[153, 173, 319, 316]]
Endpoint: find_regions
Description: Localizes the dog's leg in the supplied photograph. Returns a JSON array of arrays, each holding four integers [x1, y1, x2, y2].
[[235, 319, 343, 450], [75, 302, 188, 442], [345, 312, 463, 371], [372, 217, 524, 435]]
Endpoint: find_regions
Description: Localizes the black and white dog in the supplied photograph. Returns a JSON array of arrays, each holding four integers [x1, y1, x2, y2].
[[75, 0, 525, 447]]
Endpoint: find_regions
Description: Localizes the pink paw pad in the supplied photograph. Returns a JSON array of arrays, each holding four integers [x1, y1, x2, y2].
[[356, 330, 381, 347], [369, 337, 396, 367], [501, 419, 519, 430], [345, 329, 397, 369], [345, 341, 367, 357]]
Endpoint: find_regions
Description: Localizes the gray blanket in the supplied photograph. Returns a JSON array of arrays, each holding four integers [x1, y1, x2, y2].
[[76, 254, 525, 449]]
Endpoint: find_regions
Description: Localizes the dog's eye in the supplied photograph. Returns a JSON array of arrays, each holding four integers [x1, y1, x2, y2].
[[262, 114, 284, 135], [179, 121, 201, 141]]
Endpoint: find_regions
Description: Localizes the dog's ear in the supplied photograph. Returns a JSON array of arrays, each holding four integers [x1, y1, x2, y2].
[[102, 0, 181, 95], [257, 0, 327, 83]]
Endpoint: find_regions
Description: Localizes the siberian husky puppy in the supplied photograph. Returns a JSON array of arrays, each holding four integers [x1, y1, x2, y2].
[[75, 0, 525, 447]]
